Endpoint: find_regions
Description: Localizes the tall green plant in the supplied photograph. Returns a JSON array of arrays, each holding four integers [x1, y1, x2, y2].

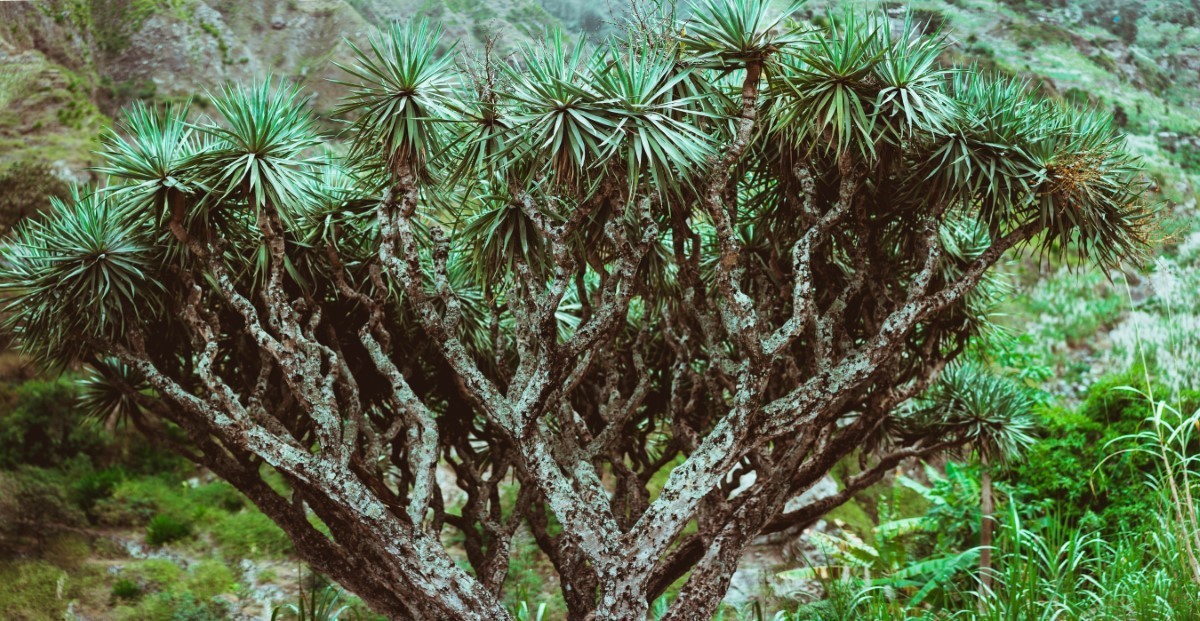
[[1109, 273, 1200, 587], [779, 511, 977, 607], [1110, 390, 1200, 585], [914, 362, 1035, 597], [271, 581, 362, 621]]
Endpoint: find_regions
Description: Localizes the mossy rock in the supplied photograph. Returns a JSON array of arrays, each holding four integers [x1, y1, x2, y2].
[[0, 161, 72, 234]]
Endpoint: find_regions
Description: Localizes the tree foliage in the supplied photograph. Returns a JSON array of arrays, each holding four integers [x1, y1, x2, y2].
[[0, 1, 1151, 618]]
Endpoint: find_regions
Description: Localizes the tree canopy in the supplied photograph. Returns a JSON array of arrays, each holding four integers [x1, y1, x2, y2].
[[0, 0, 1150, 618]]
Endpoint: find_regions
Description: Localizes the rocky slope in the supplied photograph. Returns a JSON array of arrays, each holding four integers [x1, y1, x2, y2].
[[0, 0, 559, 178]]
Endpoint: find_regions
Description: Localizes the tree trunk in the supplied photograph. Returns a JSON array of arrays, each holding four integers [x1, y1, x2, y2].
[[591, 575, 652, 621], [979, 455, 994, 605]]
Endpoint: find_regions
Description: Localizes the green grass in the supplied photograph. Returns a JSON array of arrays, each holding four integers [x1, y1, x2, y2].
[[502, 531, 567, 620], [112, 559, 238, 621], [91, 472, 302, 559], [127, 558, 184, 590], [0, 550, 112, 620], [183, 560, 237, 599], [0, 560, 76, 619], [211, 510, 293, 558]]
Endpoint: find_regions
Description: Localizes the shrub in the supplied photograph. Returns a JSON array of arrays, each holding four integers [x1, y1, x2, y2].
[[116, 559, 238, 620], [0, 467, 85, 543], [118, 591, 231, 621], [0, 378, 108, 469], [94, 477, 174, 526], [169, 592, 232, 621], [95, 476, 209, 527], [124, 441, 191, 477], [72, 467, 125, 518], [112, 577, 142, 601], [39, 532, 93, 569], [146, 514, 192, 546], [1007, 371, 1199, 531]]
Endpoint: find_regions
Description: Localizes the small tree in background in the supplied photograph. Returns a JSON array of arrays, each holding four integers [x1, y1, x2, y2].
[[916, 362, 1035, 599], [0, 1, 1150, 618]]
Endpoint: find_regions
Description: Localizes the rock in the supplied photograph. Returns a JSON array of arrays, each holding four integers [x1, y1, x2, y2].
[[782, 474, 838, 514], [238, 558, 298, 620], [50, 159, 87, 185], [724, 541, 790, 609]]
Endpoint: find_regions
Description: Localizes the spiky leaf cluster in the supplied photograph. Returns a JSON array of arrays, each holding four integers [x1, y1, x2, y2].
[[0, 3, 1152, 392], [911, 361, 1037, 463], [0, 2, 1149, 395], [0, 190, 162, 362]]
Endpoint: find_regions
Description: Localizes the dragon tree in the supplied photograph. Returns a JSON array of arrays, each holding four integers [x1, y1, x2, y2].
[[0, 1, 1150, 618]]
